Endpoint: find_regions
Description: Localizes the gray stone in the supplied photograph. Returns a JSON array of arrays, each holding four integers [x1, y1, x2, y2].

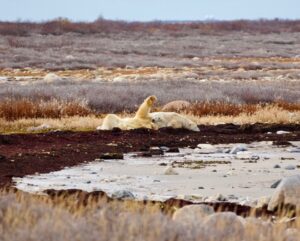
[[100, 153, 124, 160], [244, 217, 273, 240], [164, 166, 178, 175], [203, 212, 245, 241], [273, 164, 281, 168], [256, 196, 271, 208], [287, 147, 300, 153], [173, 204, 214, 223], [268, 175, 300, 211], [162, 100, 191, 112], [230, 145, 247, 154], [111, 190, 135, 199], [283, 228, 300, 241], [285, 165, 296, 170], [276, 130, 291, 135], [271, 179, 281, 189], [0, 154, 6, 162]]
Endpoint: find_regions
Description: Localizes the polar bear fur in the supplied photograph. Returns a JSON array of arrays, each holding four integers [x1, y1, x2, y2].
[[97, 95, 157, 130], [149, 112, 200, 132]]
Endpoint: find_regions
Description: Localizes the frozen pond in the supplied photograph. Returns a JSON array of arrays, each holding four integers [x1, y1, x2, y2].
[[14, 141, 300, 205]]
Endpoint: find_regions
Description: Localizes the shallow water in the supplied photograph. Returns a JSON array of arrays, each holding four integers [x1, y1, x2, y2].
[[14, 141, 300, 205]]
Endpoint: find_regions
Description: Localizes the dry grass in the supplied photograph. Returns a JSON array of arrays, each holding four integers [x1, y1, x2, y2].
[[0, 189, 299, 241], [191, 106, 300, 125], [0, 98, 299, 121], [0, 105, 299, 134], [187, 102, 258, 116]]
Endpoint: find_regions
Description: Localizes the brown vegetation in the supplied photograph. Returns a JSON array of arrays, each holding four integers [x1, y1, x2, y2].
[[0, 99, 92, 121], [187, 101, 300, 117], [1, 19, 300, 36]]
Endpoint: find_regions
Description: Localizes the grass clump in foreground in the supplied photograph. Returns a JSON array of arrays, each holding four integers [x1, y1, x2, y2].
[[0, 189, 299, 241]]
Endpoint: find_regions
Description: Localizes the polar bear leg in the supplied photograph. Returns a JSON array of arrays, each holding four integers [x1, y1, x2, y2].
[[135, 95, 157, 119]]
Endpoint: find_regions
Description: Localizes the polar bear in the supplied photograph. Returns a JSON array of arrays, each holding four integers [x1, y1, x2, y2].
[[149, 112, 200, 132], [97, 95, 158, 130]]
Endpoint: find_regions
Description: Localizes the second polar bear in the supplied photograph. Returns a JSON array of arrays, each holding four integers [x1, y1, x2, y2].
[[97, 95, 157, 130], [150, 112, 200, 132]]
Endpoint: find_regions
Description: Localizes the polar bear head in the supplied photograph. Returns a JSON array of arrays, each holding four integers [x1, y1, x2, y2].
[[187, 122, 200, 132]]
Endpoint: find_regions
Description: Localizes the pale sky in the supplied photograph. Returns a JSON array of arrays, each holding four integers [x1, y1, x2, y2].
[[1, 0, 299, 22]]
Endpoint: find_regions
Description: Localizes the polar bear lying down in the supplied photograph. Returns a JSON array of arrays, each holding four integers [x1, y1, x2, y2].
[[149, 112, 199, 132], [97, 96, 199, 132], [98, 95, 157, 131]]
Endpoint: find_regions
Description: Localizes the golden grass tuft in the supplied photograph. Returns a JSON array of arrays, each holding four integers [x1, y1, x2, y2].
[[0, 189, 299, 241]]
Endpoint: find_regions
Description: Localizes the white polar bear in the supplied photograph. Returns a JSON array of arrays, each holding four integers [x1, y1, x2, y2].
[[97, 96, 158, 131], [149, 112, 200, 132]]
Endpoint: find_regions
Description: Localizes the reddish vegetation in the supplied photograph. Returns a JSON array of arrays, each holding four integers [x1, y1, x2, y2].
[[0, 99, 92, 120], [188, 102, 258, 116], [0, 19, 300, 36]]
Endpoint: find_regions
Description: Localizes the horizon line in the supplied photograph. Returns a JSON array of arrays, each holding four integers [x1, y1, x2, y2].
[[1, 17, 300, 24]]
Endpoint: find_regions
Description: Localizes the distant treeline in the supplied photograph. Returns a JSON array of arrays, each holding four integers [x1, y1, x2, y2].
[[0, 19, 300, 36]]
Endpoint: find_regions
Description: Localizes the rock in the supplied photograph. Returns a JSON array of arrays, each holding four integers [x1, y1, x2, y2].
[[0, 154, 6, 162], [206, 193, 227, 202], [286, 147, 300, 153], [244, 217, 273, 240], [230, 145, 247, 154], [111, 190, 134, 199], [236, 151, 258, 160], [112, 76, 127, 82], [273, 141, 293, 146], [222, 148, 231, 153], [270, 179, 281, 188], [163, 166, 178, 175], [0, 76, 8, 83], [268, 175, 300, 211], [43, 73, 62, 83], [65, 55, 75, 60], [283, 228, 300, 241], [176, 195, 202, 201], [276, 130, 291, 135], [159, 146, 169, 152], [149, 147, 164, 155], [195, 144, 219, 154], [203, 212, 245, 241], [100, 153, 124, 160], [197, 144, 215, 149], [27, 124, 51, 132], [173, 204, 214, 223], [256, 196, 271, 208], [192, 57, 200, 61], [273, 164, 281, 168], [166, 147, 179, 153], [161, 100, 191, 112], [285, 165, 296, 170]]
